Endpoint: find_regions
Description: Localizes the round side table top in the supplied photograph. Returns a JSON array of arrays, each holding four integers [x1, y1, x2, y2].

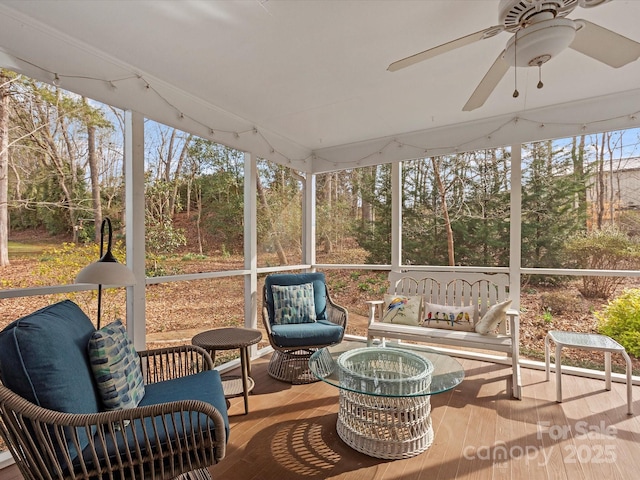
[[192, 327, 262, 350]]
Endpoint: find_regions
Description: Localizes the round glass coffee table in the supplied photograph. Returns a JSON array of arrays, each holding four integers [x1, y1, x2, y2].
[[309, 341, 464, 459]]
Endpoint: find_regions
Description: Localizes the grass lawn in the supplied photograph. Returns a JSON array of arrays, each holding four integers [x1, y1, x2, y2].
[[8, 241, 48, 256]]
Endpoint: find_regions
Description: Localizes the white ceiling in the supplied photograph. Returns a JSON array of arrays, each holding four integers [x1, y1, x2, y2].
[[1, 0, 640, 173]]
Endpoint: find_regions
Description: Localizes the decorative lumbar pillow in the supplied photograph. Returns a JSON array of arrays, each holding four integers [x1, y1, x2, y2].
[[88, 319, 145, 410], [475, 299, 513, 335], [382, 295, 423, 326], [423, 303, 475, 331], [272, 283, 317, 324]]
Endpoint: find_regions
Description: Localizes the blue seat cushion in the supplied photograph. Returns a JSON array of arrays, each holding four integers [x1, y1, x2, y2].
[[265, 273, 328, 322], [138, 369, 229, 440], [0, 300, 101, 464], [270, 320, 344, 348], [0, 300, 101, 414], [74, 370, 229, 473]]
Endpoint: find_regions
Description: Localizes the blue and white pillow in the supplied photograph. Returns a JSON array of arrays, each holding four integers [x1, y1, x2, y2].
[[272, 283, 317, 324], [88, 319, 145, 410]]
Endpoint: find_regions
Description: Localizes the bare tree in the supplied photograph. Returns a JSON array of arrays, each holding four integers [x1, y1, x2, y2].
[[431, 156, 455, 266], [0, 70, 10, 266], [85, 97, 102, 243]]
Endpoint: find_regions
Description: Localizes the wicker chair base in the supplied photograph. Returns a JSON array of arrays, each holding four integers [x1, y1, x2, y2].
[[268, 347, 332, 384], [336, 390, 433, 459]]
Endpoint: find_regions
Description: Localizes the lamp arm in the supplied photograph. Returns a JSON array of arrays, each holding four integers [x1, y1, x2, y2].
[[99, 218, 118, 263]]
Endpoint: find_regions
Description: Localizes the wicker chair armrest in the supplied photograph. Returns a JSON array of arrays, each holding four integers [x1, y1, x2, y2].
[[261, 306, 273, 336], [0, 384, 226, 480], [138, 345, 214, 384], [326, 291, 348, 330]]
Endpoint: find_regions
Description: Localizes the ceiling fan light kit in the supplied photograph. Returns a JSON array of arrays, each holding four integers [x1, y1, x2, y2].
[[503, 17, 576, 68], [388, 0, 639, 111]]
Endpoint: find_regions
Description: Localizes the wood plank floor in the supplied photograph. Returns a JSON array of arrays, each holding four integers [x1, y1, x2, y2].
[[211, 353, 640, 480], [1, 351, 638, 479]]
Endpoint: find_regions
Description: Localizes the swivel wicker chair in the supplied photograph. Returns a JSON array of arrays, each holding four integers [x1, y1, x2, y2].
[[262, 272, 348, 384], [0, 300, 227, 480]]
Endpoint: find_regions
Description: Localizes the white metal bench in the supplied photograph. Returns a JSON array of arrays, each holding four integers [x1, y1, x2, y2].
[[367, 270, 522, 399]]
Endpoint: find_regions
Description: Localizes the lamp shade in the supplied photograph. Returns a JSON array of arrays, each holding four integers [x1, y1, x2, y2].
[[75, 260, 136, 287]]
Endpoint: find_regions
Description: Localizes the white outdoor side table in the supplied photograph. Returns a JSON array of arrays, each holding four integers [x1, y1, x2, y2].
[[545, 330, 633, 415]]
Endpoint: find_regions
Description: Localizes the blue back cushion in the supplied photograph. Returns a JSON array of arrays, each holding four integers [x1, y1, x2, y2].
[[0, 300, 101, 415], [265, 273, 328, 323]]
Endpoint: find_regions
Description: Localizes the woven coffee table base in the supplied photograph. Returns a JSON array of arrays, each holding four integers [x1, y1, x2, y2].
[[173, 468, 212, 480], [268, 347, 333, 384], [336, 389, 433, 459]]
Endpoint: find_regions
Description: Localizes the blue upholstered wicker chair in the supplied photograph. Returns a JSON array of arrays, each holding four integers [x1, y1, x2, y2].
[[0, 300, 228, 480], [262, 272, 348, 384]]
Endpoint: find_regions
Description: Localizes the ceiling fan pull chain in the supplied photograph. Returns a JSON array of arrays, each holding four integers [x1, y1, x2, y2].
[[513, 32, 519, 98], [537, 64, 544, 89]]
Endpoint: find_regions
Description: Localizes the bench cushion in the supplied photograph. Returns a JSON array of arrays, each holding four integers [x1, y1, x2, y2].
[[369, 322, 513, 349], [382, 294, 422, 326], [475, 299, 513, 335], [424, 303, 475, 331]]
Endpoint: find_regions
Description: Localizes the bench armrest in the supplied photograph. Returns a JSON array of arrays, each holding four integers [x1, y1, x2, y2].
[[366, 300, 384, 326], [506, 308, 520, 350]]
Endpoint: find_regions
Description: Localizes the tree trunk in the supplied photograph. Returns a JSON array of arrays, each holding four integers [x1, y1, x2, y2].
[[431, 156, 455, 266], [571, 135, 587, 221], [0, 70, 10, 266], [597, 134, 605, 229], [169, 134, 191, 215], [85, 98, 102, 243], [256, 173, 287, 265], [195, 182, 203, 255]]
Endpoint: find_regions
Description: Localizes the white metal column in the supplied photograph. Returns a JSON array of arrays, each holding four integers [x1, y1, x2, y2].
[[391, 161, 402, 271], [509, 145, 522, 309], [244, 152, 258, 329], [125, 110, 146, 351]]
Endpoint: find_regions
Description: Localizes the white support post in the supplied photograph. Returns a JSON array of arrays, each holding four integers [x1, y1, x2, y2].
[[244, 152, 258, 330], [509, 145, 522, 310], [124, 110, 146, 351], [391, 162, 402, 271], [303, 173, 316, 268]]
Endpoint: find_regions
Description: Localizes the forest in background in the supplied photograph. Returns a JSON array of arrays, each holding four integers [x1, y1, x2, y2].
[[3, 68, 640, 279], [2, 68, 640, 375]]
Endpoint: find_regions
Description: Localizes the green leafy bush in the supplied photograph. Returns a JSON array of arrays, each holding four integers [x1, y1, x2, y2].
[[564, 228, 640, 298], [596, 288, 640, 357]]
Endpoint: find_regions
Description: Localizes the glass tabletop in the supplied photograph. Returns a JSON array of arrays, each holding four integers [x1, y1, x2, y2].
[[547, 330, 625, 351], [309, 341, 464, 398]]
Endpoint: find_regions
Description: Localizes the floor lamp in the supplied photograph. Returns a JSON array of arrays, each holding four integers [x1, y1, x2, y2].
[[75, 218, 136, 329]]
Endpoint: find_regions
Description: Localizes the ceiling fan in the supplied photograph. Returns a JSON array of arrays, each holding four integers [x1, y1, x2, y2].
[[388, 0, 640, 111]]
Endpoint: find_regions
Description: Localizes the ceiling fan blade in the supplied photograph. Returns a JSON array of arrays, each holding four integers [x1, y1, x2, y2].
[[463, 51, 510, 112], [570, 20, 640, 68], [388, 26, 504, 72]]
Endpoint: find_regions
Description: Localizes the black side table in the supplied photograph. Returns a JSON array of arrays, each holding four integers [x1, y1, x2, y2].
[[192, 327, 262, 414]]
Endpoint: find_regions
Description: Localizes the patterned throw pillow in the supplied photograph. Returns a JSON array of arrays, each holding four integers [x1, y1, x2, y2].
[[382, 294, 423, 326], [88, 319, 145, 410], [475, 299, 513, 335], [423, 303, 475, 331], [272, 283, 317, 324]]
